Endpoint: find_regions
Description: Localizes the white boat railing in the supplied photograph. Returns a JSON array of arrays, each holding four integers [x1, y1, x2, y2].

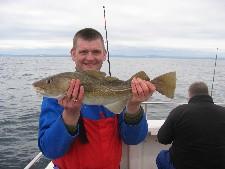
[[24, 152, 43, 169], [141, 101, 225, 114], [24, 101, 225, 169]]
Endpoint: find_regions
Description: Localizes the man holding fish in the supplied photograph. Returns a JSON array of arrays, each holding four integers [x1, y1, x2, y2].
[[37, 28, 156, 169]]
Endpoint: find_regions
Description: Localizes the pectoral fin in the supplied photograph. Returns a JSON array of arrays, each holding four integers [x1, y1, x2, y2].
[[104, 99, 128, 114], [56, 93, 67, 100]]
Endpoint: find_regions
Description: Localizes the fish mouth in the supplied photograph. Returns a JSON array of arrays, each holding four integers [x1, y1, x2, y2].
[[33, 86, 45, 95], [33, 86, 60, 98]]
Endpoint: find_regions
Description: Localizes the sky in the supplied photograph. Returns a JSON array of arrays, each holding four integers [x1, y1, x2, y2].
[[0, 0, 225, 57]]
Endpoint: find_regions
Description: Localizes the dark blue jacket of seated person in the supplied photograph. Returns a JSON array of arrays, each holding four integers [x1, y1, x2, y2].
[[157, 95, 225, 169]]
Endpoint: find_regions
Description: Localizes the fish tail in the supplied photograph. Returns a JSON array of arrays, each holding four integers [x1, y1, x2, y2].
[[151, 72, 176, 98]]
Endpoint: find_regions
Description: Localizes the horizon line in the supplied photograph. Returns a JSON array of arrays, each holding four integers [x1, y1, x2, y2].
[[0, 54, 224, 59]]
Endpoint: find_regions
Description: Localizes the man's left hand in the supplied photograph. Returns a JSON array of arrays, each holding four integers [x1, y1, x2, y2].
[[126, 77, 156, 114]]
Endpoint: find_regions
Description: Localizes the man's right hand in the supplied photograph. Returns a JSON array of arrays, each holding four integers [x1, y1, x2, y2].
[[58, 79, 84, 126]]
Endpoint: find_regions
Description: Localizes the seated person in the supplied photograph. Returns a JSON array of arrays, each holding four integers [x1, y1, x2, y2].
[[156, 81, 225, 169]]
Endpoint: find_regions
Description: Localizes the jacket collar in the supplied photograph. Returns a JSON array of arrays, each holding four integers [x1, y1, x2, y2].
[[188, 94, 214, 104]]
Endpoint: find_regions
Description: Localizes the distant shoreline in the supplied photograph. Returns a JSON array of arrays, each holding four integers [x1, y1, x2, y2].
[[0, 54, 224, 60]]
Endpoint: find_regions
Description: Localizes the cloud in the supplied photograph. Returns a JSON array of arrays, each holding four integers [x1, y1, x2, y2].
[[0, 0, 225, 55]]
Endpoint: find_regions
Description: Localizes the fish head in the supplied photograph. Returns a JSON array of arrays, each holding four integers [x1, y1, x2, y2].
[[32, 74, 71, 97]]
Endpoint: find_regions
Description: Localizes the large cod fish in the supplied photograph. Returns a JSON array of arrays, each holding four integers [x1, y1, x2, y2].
[[32, 70, 176, 114]]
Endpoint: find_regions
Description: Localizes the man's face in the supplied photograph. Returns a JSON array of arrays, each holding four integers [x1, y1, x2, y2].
[[71, 38, 106, 71]]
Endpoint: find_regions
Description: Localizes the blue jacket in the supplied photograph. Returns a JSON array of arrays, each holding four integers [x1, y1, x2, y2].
[[38, 97, 148, 164]]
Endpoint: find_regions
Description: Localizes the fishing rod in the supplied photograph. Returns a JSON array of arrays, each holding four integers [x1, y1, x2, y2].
[[210, 48, 218, 97], [103, 6, 112, 76]]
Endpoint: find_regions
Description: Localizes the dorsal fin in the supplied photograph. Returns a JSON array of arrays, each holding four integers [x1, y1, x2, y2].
[[105, 76, 121, 82], [127, 71, 150, 82], [82, 70, 106, 79]]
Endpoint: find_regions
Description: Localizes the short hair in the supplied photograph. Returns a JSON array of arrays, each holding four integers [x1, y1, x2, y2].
[[188, 81, 209, 97], [72, 28, 105, 49]]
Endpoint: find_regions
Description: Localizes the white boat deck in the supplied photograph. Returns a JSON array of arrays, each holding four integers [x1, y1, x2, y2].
[[120, 120, 169, 169], [25, 102, 225, 169], [45, 120, 169, 169]]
